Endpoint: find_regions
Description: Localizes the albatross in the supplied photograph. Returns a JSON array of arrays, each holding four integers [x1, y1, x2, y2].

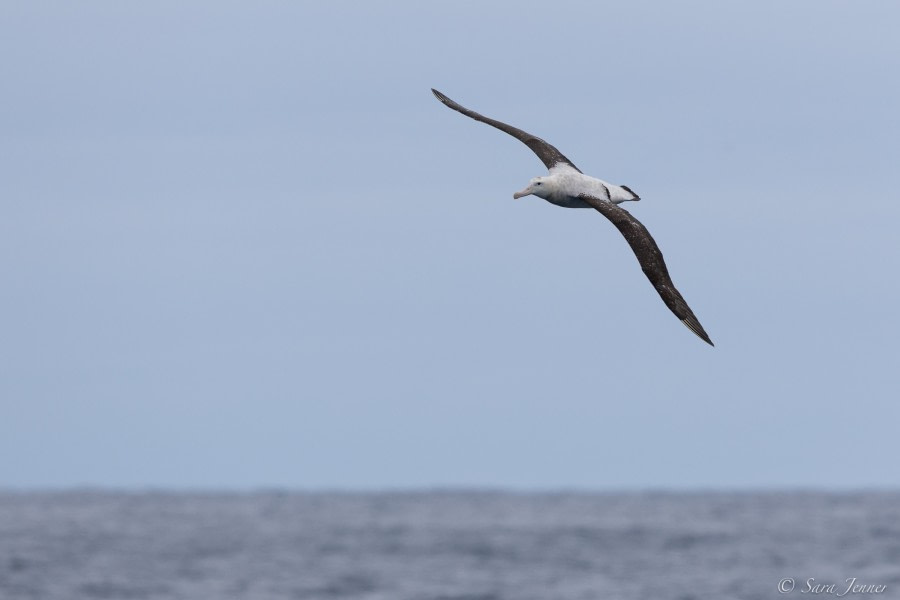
[[432, 88, 714, 346]]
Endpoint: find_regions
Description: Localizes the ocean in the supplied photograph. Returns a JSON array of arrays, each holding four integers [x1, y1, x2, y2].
[[0, 491, 897, 599]]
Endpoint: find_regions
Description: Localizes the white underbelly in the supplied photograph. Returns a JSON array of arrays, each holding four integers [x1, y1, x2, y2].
[[545, 194, 594, 208]]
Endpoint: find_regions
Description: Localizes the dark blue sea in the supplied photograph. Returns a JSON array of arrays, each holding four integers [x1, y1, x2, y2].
[[1, 491, 898, 600]]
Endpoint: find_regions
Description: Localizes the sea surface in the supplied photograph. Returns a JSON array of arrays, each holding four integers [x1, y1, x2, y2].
[[0, 490, 898, 600]]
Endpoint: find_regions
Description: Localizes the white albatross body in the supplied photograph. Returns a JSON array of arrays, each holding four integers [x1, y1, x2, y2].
[[432, 88, 714, 346], [515, 164, 640, 208]]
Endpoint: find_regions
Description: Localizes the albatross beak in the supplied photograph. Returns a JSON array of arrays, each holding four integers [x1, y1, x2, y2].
[[513, 188, 530, 199]]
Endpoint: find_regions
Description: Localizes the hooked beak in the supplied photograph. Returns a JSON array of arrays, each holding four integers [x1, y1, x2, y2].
[[513, 187, 531, 199]]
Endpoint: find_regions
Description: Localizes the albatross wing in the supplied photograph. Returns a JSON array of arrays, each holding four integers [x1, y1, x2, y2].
[[578, 194, 714, 346], [432, 88, 581, 173]]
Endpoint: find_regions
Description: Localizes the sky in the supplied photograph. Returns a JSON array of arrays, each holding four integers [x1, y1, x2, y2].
[[1, 1, 898, 489]]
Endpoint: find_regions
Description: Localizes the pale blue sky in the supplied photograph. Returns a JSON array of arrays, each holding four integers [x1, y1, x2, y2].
[[2, 1, 898, 489]]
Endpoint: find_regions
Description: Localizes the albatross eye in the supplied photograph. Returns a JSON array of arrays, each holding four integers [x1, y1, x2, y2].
[[536, 182, 542, 185]]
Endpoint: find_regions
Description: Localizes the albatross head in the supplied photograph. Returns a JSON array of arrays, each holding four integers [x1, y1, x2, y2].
[[513, 177, 551, 200]]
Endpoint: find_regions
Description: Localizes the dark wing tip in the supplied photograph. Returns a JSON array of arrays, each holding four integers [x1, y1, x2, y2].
[[681, 317, 714, 346], [431, 88, 450, 104], [431, 88, 466, 113]]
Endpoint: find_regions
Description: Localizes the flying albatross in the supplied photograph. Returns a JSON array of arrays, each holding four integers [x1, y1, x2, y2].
[[432, 88, 714, 346]]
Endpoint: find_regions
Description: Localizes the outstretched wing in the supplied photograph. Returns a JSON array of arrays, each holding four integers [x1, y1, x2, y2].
[[431, 88, 581, 173], [579, 194, 714, 346]]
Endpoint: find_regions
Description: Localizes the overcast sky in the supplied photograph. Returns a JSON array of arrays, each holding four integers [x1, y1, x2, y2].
[[2, 1, 898, 489]]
